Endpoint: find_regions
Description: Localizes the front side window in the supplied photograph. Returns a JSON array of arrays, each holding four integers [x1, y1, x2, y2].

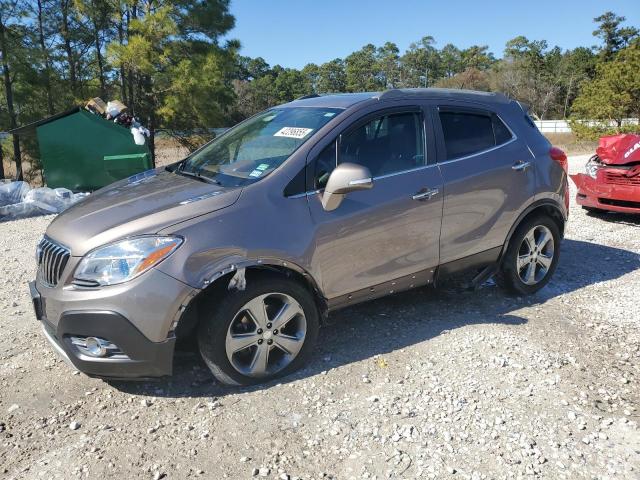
[[181, 107, 342, 187], [314, 142, 337, 190], [439, 109, 514, 160], [339, 111, 425, 178]]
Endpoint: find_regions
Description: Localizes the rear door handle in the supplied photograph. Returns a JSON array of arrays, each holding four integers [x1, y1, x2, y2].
[[512, 161, 531, 171], [412, 188, 439, 201]]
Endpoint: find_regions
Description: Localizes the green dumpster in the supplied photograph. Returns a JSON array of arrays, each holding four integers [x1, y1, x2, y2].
[[9, 107, 152, 191], [104, 153, 152, 179]]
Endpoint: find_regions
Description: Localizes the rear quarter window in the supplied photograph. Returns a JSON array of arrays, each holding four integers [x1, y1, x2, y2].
[[492, 114, 513, 145], [438, 109, 514, 160], [439, 111, 494, 160]]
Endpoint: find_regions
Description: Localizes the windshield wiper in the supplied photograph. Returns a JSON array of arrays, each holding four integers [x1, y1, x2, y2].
[[175, 169, 221, 185]]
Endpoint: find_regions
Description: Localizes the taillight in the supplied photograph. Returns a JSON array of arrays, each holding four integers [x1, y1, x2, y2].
[[550, 146, 568, 172]]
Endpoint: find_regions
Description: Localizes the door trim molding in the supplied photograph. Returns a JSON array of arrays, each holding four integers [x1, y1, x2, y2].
[[327, 267, 436, 311]]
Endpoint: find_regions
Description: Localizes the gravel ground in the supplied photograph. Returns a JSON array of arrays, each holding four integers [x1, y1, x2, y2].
[[1, 155, 639, 480]]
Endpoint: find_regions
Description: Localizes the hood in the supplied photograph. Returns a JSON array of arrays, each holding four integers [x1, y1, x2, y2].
[[596, 134, 640, 165], [46, 169, 242, 255]]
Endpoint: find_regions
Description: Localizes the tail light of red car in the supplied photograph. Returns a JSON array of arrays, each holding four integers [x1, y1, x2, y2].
[[550, 146, 568, 172]]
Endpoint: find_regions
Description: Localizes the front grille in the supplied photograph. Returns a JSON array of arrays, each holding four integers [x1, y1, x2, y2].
[[38, 237, 71, 287], [603, 171, 640, 186]]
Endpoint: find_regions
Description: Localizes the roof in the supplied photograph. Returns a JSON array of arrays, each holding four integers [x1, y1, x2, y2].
[[286, 88, 511, 109], [8, 107, 81, 135], [283, 92, 377, 109]]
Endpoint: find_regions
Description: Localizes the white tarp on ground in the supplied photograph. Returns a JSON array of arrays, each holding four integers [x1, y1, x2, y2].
[[0, 181, 88, 221]]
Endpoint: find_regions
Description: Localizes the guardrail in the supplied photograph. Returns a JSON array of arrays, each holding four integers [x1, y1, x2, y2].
[[534, 120, 571, 133], [534, 119, 639, 133]]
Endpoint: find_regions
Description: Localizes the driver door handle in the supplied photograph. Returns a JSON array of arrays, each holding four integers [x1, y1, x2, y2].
[[512, 160, 531, 171], [412, 188, 439, 201]]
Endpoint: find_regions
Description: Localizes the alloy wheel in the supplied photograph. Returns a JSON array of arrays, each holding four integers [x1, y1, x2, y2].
[[225, 293, 307, 377], [517, 225, 555, 285]]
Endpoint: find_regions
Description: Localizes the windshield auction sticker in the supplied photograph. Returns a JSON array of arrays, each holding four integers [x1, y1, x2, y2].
[[274, 127, 313, 139]]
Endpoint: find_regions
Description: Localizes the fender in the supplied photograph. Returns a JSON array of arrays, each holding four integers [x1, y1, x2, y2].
[[197, 255, 324, 298]]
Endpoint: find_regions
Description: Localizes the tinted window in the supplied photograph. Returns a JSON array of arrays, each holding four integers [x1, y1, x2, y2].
[[339, 112, 425, 177], [283, 165, 307, 197], [492, 114, 513, 145], [439, 111, 494, 160]]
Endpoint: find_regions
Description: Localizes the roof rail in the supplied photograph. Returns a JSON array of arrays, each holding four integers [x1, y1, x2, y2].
[[375, 88, 511, 104], [375, 89, 404, 100], [296, 93, 321, 100]]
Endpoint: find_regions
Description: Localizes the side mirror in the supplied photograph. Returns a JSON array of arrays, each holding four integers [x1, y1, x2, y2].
[[321, 162, 373, 211]]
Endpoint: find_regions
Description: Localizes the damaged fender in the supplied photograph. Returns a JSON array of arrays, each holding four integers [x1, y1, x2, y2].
[[569, 173, 588, 191], [192, 256, 323, 296]]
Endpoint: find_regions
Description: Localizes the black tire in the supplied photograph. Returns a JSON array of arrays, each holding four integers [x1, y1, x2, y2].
[[496, 215, 561, 295], [197, 271, 320, 386]]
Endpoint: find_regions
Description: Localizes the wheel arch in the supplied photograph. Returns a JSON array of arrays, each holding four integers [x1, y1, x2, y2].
[[500, 199, 566, 261], [174, 260, 328, 340]]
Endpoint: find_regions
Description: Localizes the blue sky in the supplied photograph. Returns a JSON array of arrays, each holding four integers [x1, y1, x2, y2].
[[226, 0, 640, 68]]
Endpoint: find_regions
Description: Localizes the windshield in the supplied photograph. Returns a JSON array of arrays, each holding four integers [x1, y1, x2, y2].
[[180, 107, 343, 187]]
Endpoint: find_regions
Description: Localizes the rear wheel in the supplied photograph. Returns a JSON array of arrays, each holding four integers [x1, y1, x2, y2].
[[496, 215, 561, 295], [198, 272, 319, 385]]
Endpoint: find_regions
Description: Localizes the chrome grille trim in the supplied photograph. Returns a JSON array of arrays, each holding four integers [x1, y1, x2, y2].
[[38, 237, 71, 287]]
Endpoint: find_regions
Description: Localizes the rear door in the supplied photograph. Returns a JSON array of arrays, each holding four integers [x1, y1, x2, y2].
[[307, 105, 443, 304], [432, 103, 536, 264]]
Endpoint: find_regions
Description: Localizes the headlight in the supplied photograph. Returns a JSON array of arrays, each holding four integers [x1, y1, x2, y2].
[[74, 236, 183, 286], [585, 157, 600, 179]]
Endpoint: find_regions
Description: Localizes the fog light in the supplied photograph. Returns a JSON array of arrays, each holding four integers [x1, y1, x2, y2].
[[85, 337, 107, 357], [69, 335, 124, 358]]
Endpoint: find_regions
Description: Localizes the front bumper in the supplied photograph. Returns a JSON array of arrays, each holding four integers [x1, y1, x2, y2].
[[571, 173, 640, 214], [29, 278, 187, 379]]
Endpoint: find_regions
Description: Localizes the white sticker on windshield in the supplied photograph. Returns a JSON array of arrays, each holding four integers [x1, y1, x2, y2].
[[274, 127, 313, 139], [249, 169, 263, 178]]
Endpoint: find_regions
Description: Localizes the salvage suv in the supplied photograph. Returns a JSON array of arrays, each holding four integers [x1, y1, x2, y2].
[[29, 88, 569, 385]]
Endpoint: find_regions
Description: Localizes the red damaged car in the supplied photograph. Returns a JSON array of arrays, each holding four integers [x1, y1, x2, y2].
[[572, 134, 640, 214]]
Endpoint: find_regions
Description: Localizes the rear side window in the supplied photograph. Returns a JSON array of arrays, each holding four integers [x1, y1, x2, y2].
[[439, 109, 513, 160]]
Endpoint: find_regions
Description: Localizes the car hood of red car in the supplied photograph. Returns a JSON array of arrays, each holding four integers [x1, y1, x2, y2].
[[596, 134, 640, 165]]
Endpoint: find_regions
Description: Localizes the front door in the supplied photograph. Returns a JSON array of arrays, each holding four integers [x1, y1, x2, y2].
[[307, 107, 443, 302]]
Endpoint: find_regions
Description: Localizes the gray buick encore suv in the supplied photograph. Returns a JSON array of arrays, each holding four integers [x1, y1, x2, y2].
[[29, 88, 569, 385]]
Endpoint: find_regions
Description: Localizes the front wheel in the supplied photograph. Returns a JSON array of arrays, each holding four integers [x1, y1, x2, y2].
[[496, 215, 561, 295], [198, 272, 320, 386]]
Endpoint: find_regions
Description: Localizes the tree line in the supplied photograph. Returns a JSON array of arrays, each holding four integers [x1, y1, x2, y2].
[[0, 2, 638, 181]]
